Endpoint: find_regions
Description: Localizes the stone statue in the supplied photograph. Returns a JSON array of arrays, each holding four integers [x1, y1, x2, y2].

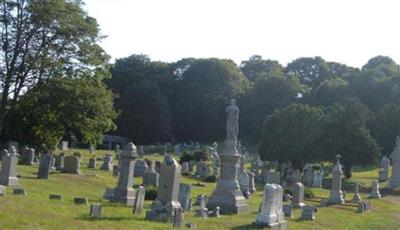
[[226, 99, 239, 145]]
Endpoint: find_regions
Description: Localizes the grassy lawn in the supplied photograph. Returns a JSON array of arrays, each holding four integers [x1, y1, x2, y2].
[[0, 149, 399, 229]]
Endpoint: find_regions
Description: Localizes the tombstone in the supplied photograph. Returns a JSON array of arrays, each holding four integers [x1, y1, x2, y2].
[[357, 201, 371, 213], [134, 159, 149, 177], [133, 186, 145, 215], [282, 204, 293, 218], [138, 145, 145, 156], [185, 223, 197, 230], [115, 144, 120, 153], [188, 161, 195, 173], [24, 148, 35, 165], [37, 154, 52, 179], [327, 155, 345, 204], [143, 171, 159, 187], [108, 143, 138, 206], [195, 194, 208, 218], [312, 170, 323, 188], [60, 141, 69, 150], [283, 193, 292, 202], [247, 171, 256, 193], [54, 153, 64, 171], [379, 156, 390, 182], [90, 204, 102, 218], [0, 149, 19, 186], [264, 171, 281, 185], [62, 155, 80, 174], [388, 137, 400, 189], [146, 156, 183, 222], [49, 194, 63, 200], [74, 197, 89, 205], [178, 183, 192, 210], [292, 182, 306, 208], [182, 162, 190, 174], [302, 164, 314, 187], [300, 205, 316, 221], [286, 169, 300, 187], [207, 99, 248, 214], [352, 183, 362, 203], [88, 158, 96, 169], [368, 180, 381, 199], [172, 207, 183, 229], [195, 160, 205, 176], [113, 165, 119, 177], [100, 154, 113, 171], [50, 155, 56, 170], [13, 188, 26, 196], [238, 168, 250, 199], [89, 144, 95, 154], [174, 144, 181, 155], [155, 161, 161, 173], [199, 163, 208, 178], [255, 183, 287, 229]]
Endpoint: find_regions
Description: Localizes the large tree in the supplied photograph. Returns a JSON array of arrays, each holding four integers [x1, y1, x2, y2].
[[323, 98, 379, 178], [258, 103, 326, 170], [10, 77, 117, 151], [0, 0, 109, 137], [239, 55, 284, 82]]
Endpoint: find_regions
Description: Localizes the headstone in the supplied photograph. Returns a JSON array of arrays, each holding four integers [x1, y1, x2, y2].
[[327, 155, 345, 204], [195, 194, 208, 218], [24, 148, 35, 165], [37, 154, 52, 179], [0, 185, 6, 196], [155, 161, 161, 173], [357, 201, 371, 213], [115, 144, 120, 153], [172, 207, 184, 229], [90, 204, 102, 218], [13, 188, 26, 196], [368, 180, 381, 199], [49, 194, 63, 200], [188, 161, 195, 173], [54, 153, 64, 171], [185, 223, 197, 230], [143, 171, 159, 187], [60, 141, 69, 150], [247, 171, 256, 193], [74, 197, 89, 205], [283, 193, 292, 202], [146, 156, 183, 222], [388, 136, 400, 189], [108, 143, 138, 206], [302, 164, 314, 187], [379, 156, 390, 182], [134, 159, 149, 177], [100, 154, 113, 171], [113, 165, 119, 177], [282, 204, 293, 218], [62, 156, 80, 174], [300, 205, 316, 221], [264, 171, 281, 185], [0, 149, 19, 186], [88, 158, 96, 169], [182, 162, 189, 174], [174, 144, 181, 155], [133, 186, 145, 215], [89, 144, 95, 154], [178, 183, 192, 210], [292, 182, 306, 208], [255, 183, 287, 229], [238, 168, 250, 199], [352, 183, 362, 203], [138, 145, 145, 156], [207, 99, 248, 214], [312, 170, 323, 188]]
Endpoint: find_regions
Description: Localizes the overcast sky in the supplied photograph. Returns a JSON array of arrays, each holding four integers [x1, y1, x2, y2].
[[83, 0, 400, 67]]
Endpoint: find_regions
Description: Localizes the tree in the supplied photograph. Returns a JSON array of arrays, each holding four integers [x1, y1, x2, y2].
[[107, 55, 174, 144], [0, 0, 109, 137], [172, 58, 250, 142], [10, 77, 117, 152], [323, 98, 379, 178], [362, 56, 399, 77], [258, 103, 326, 170], [239, 55, 284, 82], [370, 103, 400, 156]]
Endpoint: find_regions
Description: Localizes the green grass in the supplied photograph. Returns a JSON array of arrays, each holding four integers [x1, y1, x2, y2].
[[0, 149, 399, 229]]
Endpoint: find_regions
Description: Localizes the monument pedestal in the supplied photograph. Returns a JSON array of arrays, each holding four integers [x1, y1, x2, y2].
[[207, 153, 248, 214]]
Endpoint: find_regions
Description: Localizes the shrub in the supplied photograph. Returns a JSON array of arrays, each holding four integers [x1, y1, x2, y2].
[[304, 188, 315, 198], [193, 149, 209, 162], [179, 151, 194, 164], [144, 186, 158, 200]]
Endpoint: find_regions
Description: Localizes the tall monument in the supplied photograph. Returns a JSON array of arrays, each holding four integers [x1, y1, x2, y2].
[[327, 154, 345, 204], [388, 136, 400, 189], [207, 99, 248, 214]]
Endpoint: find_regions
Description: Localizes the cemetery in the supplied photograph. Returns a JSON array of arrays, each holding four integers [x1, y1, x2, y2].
[[1, 0, 400, 229]]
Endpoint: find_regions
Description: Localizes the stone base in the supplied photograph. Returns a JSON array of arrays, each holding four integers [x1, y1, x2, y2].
[[108, 188, 135, 206], [0, 176, 19, 186], [61, 169, 80, 174], [146, 200, 182, 222], [328, 190, 345, 205], [207, 185, 248, 214], [255, 220, 287, 230]]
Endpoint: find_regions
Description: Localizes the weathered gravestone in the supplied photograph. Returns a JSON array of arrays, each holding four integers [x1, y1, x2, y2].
[[247, 171, 256, 193], [146, 156, 183, 222], [312, 170, 323, 188], [255, 183, 287, 229], [133, 186, 145, 215], [22, 148, 35, 165], [74, 197, 89, 205], [62, 156, 80, 174], [182, 162, 190, 174], [54, 153, 64, 171], [300, 205, 316, 221], [178, 183, 192, 210], [88, 158, 96, 169], [108, 143, 138, 206], [100, 154, 113, 171], [388, 136, 400, 189], [49, 194, 63, 200], [379, 156, 390, 182], [282, 204, 293, 218], [13, 188, 26, 196], [37, 154, 52, 179], [113, 165, 119, 177], [0, 149, 19, 186], [352, 183, 362, 203], [302, 164, 314, 187], [60, 141, 69, 150], [207, 99, 248, 214], [134, 159, 148, 177], [90, 204, 102, 218], [328, 155, 345, 204], [292, 182, 306, 208], [368, 180, 381, 199], [238, 167, 250, 199]]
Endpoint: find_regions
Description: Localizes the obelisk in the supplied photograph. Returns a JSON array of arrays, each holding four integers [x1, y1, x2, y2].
[[207, 99, 248, 214]]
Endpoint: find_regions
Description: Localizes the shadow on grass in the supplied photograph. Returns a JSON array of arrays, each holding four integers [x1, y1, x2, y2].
[[77, 214, 137, 222]]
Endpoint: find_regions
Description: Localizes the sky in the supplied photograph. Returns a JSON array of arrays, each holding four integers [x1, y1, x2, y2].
[[83, 0, 400, 68]]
